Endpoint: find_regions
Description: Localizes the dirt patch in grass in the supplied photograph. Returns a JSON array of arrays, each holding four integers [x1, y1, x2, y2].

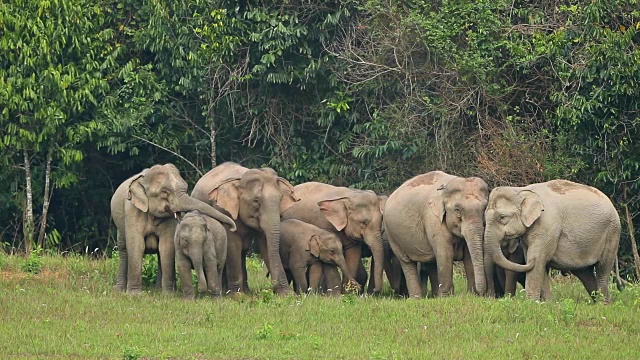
[[0, 268, 70, 284]]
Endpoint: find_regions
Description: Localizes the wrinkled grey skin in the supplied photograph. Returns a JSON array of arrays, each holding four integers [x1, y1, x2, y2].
[[484, 238, 526, 298], [111, 164, 236, 294], [485, 180, 621, 302], [384, 171, 489, 298], [281, 182, 386, 294], [280, 219, 357, 295], [174, 211, 227, 299], [191, 162, 299, 295]]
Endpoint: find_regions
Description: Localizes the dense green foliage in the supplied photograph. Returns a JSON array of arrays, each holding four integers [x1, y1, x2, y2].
[[1, 1, 639, 276], [1, 254, 640, 358]]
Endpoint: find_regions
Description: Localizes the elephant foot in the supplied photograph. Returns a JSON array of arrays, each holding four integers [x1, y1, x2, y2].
[[126, 288, 143, 296], [113, 284, 127, 292], [275, 287, 293, 296]]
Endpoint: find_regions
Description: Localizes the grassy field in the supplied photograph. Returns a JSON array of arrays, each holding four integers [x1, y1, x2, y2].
[[1, 252, 639, 359]]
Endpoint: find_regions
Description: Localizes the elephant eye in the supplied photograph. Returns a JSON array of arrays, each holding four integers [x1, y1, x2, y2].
[[252, 199, 261, 208], [454, 208, 462, 217], [360, 220, 368, 226], [160, 190, 170, 198]]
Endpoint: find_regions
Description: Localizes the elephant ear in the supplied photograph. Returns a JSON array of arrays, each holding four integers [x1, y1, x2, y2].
[[378, 195, 388, 215], [208, 178, 241, 220], [519, 190, 544, 228], [318, 197, 349, 231], [429, 184, 447, 223], [308, 235, 321, 257], [127, 174, 148, 213], [278, 177, 300, 213]]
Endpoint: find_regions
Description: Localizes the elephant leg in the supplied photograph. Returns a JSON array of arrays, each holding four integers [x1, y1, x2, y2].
[[307, 262, 324, 294], [291, 264, 309, 294], [388, 234, 421, 298], [541, 268, 552, 302], [433, 242, 455, 296], [124, 221, 145, 294], [367, 258, 376, 294], [462, 244, 476, 294], [356, 261, 368, 293], [322, 263, 342, 297], [176, 252, 195, 299], [524, 261, 546, 301], [385, 254, 401, 294], [424, 262, 438, 298], [504, 269, 518, 297], [256, 235, 271, 278], [155, 254, 163, 289], [158, 222, 177, 293], [484, 251, 497, 298], [241, 248, 250, 293], [225, 231, 244, 294], [344, 244, 363, 286], [115, 230, 128, 292], [572, 267, 598, 302], [417, 262, 428, 297]]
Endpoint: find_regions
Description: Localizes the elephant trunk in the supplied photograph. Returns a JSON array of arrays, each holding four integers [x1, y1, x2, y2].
[[335, 255, 353, 283], [190, 251, 208, 294], [261, 204, 290, 295], [463, 222, 486, 296], [364, 230, 384, 294], [173, 194, 237, 232], [485, 226, 534, 273]]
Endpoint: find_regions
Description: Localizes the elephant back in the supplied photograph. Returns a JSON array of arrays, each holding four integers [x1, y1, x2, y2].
[[192, 162, 249, 203]]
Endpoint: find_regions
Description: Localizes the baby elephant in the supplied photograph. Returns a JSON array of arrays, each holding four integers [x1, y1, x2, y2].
[[174, 211, 227, 298], [280, 219, 358, 295]]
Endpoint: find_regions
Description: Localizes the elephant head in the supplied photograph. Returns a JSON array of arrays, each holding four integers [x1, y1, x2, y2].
[[308, 232, 353, 283], [316, 190, 385, 293], [175, 212, 221, 295], [127, 164, 236, 231], [484, 187, 538, 273], [207, 167, 299, 293], [432, 177, 489, 295]]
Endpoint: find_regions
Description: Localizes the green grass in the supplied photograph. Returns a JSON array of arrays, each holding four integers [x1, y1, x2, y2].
[[1, 252, 640, 359]]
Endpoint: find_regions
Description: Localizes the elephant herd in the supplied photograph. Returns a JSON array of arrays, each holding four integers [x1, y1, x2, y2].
[[111, 162, 622, 303]]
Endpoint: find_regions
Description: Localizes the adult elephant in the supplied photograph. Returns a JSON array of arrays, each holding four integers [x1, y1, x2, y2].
[[111, 164, 236, 294], [281, 183, 386, 294], [191, 162, 299, 295], [383, 171, 488, 298], [484, 179, 621, 302]]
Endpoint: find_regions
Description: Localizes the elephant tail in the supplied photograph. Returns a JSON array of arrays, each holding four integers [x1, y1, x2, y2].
[[614, 257, 627, 291]]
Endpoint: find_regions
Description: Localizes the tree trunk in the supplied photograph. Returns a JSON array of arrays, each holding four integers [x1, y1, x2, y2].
[[23, 148, 34, 254], [623, 185, 640, 279], [209, 107, 217, 169], [37, 149, 53, 249]]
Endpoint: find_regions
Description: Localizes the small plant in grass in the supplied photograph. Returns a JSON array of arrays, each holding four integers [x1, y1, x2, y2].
[[122, 346, 142, 360], [21, 247, 43, 274], [559, 298, 577, 324], [255, 322, 273, 340], [257, 288, 274, 304], [141, 255, 159, 287], [341, 292, 356, 304]]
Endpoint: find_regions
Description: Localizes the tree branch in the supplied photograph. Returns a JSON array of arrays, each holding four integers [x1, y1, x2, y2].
[[132, 135, 203, 177]]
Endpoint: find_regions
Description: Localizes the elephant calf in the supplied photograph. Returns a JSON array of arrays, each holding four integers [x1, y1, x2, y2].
[[174, 211, 227, 299], [280, 219, 358, 295]]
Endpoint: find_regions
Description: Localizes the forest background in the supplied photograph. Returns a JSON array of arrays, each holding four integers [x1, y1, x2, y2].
[[1, 0, 639, 279]]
